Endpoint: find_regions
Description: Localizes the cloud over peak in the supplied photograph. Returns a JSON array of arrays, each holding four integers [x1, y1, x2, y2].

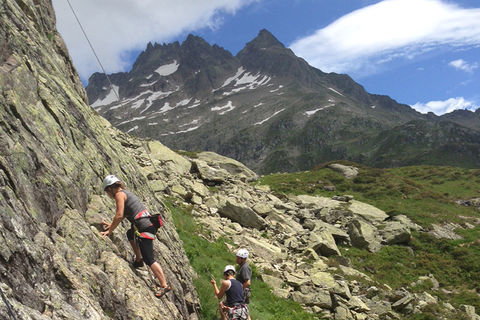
[[52, 0, 258, 80], [290, 0, 480, 76], [411, 97, 479, 115]]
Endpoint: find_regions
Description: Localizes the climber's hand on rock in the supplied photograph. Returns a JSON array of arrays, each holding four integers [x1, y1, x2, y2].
[[101, 221, 111, 231], [100, 230, 111, 237]]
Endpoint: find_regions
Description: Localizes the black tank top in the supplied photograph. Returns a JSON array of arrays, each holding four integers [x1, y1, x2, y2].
[[226, 279, 244, 306], [121, 190, 146, 223]]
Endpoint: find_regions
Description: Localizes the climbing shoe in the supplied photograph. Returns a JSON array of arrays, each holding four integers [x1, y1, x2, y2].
[[155, 285, 172, 298], [132, 259, 144, 268]]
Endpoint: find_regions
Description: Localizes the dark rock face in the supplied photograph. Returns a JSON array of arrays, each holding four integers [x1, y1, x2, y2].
[[0, 0, 199, 318], [86, 28, 480, 174]]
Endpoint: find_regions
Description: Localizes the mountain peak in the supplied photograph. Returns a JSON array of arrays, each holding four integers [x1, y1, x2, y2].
[[246, 29, 285, 49], [183, 34, 209, 47]]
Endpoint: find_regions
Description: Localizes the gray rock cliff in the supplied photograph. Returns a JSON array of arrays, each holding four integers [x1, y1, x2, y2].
[[0, 0, 199, 319]]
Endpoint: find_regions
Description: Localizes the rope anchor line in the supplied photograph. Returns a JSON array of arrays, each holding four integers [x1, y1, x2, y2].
[[65, 0, 119, 101]]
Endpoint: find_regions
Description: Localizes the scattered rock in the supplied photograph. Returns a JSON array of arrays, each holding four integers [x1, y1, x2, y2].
[[429, 223, 463, 240]]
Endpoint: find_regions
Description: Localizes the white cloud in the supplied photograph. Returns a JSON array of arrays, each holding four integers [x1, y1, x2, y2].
[[411, 97, 478, 115], [290, 0, 480, 76], [449, 59, 478, 72], [52, 0, 258, 79]]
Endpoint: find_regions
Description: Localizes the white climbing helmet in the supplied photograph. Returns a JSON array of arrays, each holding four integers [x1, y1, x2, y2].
[[102, 175, 120, 190], [224, 265, 236, 273], [236, 248, 249, 259]]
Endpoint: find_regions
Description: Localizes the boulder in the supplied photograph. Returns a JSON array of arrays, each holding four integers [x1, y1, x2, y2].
[[235, 235, 285, 261], [148, 180, 168, 193], [147, 140, 192, 175], [348, 200, 388, 223], [380, 221, 411, 245], [290, 289, 333, 308], [285, 273, 310, 288], [310, 231, 341, 257], [392, 293, 414, 311], [193, 152, 258, 182], [295, 195, 342, 210], [328, 163, 359, 179], [266, 212, 304, 235], [252, 202, 275, 217], [261, 274, 285, 289], [310, 271, 336, 288], [338, 266, 373, 282], [170, 184, 189, 198], [334, 305, 353, 320], [460, 305, 480, 320], [218, 200, 266, 229], [348, 219, 381, 252], [191, 182, 209, 197], [314, 220, 350, 245], [391, 215, 422, 231]]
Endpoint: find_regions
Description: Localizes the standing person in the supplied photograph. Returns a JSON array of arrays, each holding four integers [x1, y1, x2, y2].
[[235, 248, 252, 317], [210, 265, 249, 320], [100, 175, 171, 298]]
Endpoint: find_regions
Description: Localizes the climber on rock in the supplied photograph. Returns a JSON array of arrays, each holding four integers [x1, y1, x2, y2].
[[210, 265, 249, 320], [100, 174, 171, 298]]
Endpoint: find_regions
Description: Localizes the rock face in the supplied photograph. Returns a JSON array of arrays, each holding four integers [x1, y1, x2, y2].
[[0, 1, 198, 319]]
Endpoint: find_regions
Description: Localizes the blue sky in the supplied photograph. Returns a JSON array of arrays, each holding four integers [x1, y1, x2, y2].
[[53, 0, 480, 115]]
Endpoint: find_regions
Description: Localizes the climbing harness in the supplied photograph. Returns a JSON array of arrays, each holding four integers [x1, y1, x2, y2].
[[222, 303, 249, 320], [0, 287, 17, 320]]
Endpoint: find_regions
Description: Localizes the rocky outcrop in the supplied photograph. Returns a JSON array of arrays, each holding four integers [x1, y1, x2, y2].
[[192, 151, 258, 182], [327, 163, 359, 179], [0, 1, 198, 318]]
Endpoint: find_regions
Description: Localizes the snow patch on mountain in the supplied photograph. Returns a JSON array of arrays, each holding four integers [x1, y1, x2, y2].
[[131, 100, 145, 110], [305, 104, 335, 116], [187, 99, 202, 109], [140, 81, 157, 87], [155, 60, 179, 76], [221, 67, 245, 88], [126, 125, 139, 133], [217, 67, 271, 95], [160, 125, 200, 136], [91, 85, 119, 108], [118, 116, 146, 126], [159, 102, 174, 113], [211, 101, 235, 115], [269, 85, 283, 93], [179, 119, 200, 128], [328, 87, 344, 97], [255, 108, 285, 125], [176, 98, 192, 107]]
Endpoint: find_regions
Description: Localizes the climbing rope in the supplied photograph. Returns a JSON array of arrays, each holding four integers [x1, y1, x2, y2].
[[0, 286, 17, 320], [65, 0, 119, 100]]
